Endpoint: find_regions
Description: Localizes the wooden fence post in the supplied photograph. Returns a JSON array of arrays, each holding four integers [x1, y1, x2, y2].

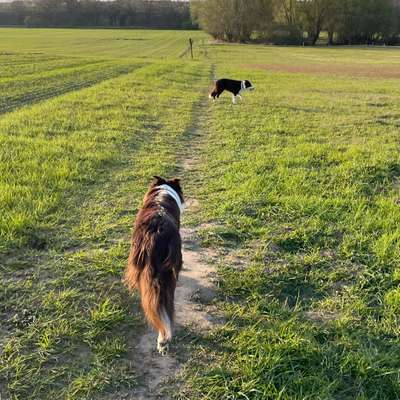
[[189, 38, 193, 59]]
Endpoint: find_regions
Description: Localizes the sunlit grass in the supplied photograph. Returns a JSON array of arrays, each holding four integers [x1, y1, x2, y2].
[[182, 45, 400, 400], [1, 27, 400, 400], [0, 34, 210, 398], [0, 28, 207, 59]]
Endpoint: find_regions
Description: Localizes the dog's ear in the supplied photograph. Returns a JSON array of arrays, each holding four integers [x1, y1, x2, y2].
[[168, 178, 184, 200], [168, 177, 182, 191], [152, 176, 166, 186]]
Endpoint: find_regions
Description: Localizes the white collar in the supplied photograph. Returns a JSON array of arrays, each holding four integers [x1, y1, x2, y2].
[[241, 81, 246, 90], [157, 184, 184, 213]]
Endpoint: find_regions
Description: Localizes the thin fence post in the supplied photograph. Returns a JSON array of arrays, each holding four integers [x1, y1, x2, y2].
[[189, 38, 193, 59]]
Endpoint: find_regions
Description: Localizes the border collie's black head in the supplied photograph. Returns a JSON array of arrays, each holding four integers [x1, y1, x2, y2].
[[244, 80, 255, 90], [152, 176, 184, 201]]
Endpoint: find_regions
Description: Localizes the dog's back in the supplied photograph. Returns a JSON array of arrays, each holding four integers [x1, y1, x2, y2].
[[125, 176, 184, 354], [210, 79, 240, 99], [209, 78, 254, 103]]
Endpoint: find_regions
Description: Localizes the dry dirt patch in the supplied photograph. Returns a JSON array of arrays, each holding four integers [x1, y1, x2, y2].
[[244, 63, 400, 79]]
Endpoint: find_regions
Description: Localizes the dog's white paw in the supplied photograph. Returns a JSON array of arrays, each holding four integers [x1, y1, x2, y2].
[[157, 341, 169, 356]]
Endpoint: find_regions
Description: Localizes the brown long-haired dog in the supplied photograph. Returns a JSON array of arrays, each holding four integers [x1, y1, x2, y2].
[[125, 176, 184, 354]]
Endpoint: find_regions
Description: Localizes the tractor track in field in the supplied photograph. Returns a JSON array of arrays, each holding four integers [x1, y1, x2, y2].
[[130, 65, 219, 400], [0, 63, 146, 116]]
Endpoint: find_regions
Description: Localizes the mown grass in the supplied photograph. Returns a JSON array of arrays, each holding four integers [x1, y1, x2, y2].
[[0, 28, 210, 398], [0, 28, 207, 59], [182, 44, 400, 399], [0, 53, 98, 77]]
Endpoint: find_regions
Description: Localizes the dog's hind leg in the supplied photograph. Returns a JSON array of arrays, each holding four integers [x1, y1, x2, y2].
[[209, 90, 218, 102], [157, 333, 168, 355], [232, 94, 237, 104], [157, 307, 172, 355]]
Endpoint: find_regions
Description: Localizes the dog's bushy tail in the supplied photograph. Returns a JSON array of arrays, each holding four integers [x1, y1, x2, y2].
[[138, 266, 173, 342], [125, 224, 180, 341]]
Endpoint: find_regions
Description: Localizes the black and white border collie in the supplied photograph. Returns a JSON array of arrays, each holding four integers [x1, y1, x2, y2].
[[209, 78, 255, 104], [125, 176, 184, 355]]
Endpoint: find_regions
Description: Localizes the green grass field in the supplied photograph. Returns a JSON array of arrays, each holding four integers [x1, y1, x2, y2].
[[183, 49, 400, 400], [1, 28, 400, 399]]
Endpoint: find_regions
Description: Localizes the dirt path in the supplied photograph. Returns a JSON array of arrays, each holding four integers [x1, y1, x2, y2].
[[132, 69, 218, 400], [133, 228, 217, 400]]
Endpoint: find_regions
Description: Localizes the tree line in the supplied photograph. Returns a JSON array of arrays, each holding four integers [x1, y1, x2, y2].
[[190, 0, 400, 45], [1, 0, 400, 45], [0, 0, 195, 29]]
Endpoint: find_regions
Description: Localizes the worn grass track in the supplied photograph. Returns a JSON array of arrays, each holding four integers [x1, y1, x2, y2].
[[128, 69, 220, 400]]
